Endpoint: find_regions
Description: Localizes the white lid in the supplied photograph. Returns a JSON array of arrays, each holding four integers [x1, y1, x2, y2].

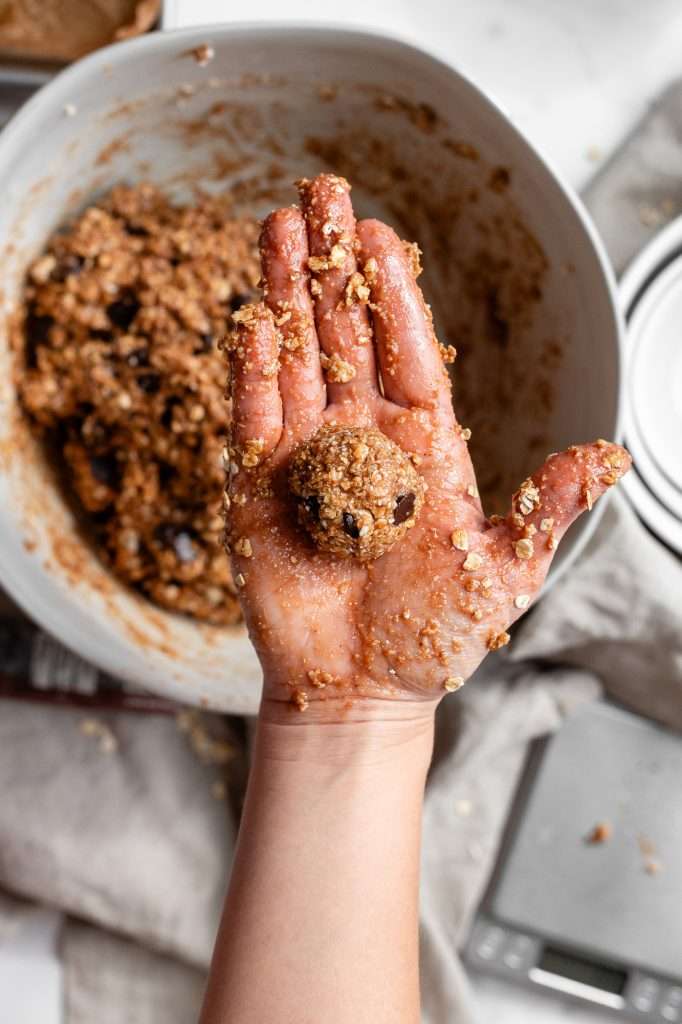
[[622, 249, 682, 553]]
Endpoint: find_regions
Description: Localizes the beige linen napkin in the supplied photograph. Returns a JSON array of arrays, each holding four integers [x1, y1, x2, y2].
[[62, 921, 205, 1024], [0, 705, 236, 970], [510, 493, 682, 731]]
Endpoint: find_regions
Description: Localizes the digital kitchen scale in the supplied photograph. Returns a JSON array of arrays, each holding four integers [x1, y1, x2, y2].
[[465, 700, 682, 1020]]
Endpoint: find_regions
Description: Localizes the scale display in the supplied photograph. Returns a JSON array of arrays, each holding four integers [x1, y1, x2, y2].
[[466, 701, 682, 1021]]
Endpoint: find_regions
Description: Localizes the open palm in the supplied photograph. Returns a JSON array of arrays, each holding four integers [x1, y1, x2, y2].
[[225, 174, 629, 712]]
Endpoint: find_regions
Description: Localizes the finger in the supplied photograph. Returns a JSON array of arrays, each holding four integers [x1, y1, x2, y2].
[[228, 303, 282, 458], [298, 174, 378, 405], [356, 218, 452, 412], [488, 441, 631, 579], [260, 207, 326, 432]]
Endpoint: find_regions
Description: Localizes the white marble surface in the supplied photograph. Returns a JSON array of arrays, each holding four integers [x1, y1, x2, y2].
[[0, 901, 62, 1024], [166, 0, 682, 192], [5, 3, 682, 1022]]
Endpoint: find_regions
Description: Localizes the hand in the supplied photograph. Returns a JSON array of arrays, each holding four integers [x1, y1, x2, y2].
[[224, 174, 630, 715]]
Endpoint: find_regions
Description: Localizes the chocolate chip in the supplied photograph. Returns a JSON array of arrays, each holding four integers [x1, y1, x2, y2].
[[107, 293, 140, 330], [229, 292, 251, 313], [126, 348, 148, 367], [302, 495, 320, 519], [126, 223, 149, 237], [158, 462, 175, 487], [89, 454, 118, 487], [342, 511, 360, 538], [198, 332, 214, 352], [393, 492, 416, 524], [24, 312, 53, 344], [161, 397, 181, 429], [155, 523, 176, 547], [24, 312, 53, 366], [137, 373, 160, 394], [51, 254, 84, 281]]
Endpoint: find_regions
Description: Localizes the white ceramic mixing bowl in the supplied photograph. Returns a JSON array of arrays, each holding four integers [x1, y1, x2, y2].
[[0, 24, 622, 712]]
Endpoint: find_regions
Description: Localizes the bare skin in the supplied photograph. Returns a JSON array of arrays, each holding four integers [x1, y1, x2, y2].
[[224, 173, 630, 709], [200, 174, 630, 1024]]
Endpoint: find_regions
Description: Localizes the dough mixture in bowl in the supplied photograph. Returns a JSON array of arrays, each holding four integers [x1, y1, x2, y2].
[[17, 183, 259, 624]]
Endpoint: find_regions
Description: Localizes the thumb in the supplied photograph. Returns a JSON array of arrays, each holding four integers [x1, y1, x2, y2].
[[486, 440, 631, 589]]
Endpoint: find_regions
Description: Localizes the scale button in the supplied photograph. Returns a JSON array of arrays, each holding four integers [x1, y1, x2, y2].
[[634, 995, 655, 1012], [502, 935, 532, 969], [632, 978, 660, 1011], [630, 995, 655, 1011], [667, 989, 682, 1007], [661, 1006, 680, 1022], [476, 927, 505, 960]]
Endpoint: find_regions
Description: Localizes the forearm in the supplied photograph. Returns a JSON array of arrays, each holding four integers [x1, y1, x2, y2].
[[200, 697, 435, 1024]]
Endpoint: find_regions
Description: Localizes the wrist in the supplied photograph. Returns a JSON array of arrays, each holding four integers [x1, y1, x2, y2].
[[256, 694, 436, 769], [259, 665, 443, 721]]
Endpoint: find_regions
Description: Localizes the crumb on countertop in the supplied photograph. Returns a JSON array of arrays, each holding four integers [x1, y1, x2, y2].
[[585, 821, 612, 845], [79, 717, 118, 754]]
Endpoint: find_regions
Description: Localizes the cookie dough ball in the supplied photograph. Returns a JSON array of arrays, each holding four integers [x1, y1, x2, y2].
[[288, 425, 425, 560]]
